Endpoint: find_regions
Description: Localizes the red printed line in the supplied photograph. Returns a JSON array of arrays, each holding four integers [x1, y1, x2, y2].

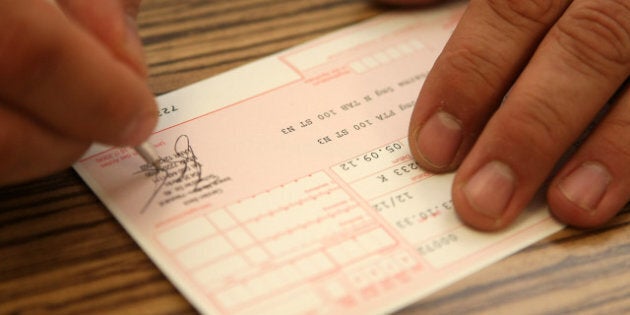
[[233, 186, 342, 224], [261, 205, 359, 242], [303, 181, 332, 194]]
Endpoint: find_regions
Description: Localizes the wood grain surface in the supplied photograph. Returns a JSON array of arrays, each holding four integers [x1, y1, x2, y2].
[[1, 0, 629, 314]]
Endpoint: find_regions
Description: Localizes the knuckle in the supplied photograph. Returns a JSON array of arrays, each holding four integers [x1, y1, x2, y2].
[[554, 1, 630, 74], [606, 116, 630, 132], [598, 135, 630, 162], [485, 0, 558, 27], [441, 43, 505, 91], [0, 14, 60, 98], [597, 116, 630, 158], [498, 92, 572, 158], [0, 16, 25, 77]]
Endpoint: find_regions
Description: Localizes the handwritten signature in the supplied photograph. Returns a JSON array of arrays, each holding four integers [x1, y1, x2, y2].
[[138, 135, 230, 213]]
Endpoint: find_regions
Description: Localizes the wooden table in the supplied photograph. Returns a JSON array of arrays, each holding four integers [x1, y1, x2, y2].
[[2, 0, 629, 313]]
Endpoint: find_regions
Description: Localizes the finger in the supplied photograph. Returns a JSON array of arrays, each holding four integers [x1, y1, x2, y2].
[[56, 0, 146, 76], [0, 104, 89, 185], [548, 84, 630, 228], [0, 0, 157, 146], [452, 0, 630, 230], [408, 0, 571, 171]]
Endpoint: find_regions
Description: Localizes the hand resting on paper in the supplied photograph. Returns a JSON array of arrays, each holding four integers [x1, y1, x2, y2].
[[385, 0, 630, 230], [0, 0, 156, 185]]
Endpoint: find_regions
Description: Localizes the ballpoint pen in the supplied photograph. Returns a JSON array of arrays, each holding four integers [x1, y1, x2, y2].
[[135, 142, 162, 170]]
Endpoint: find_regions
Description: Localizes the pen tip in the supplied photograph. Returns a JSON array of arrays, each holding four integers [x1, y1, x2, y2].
[[134, 143, 162, 171], [152, 159, 162, 171]]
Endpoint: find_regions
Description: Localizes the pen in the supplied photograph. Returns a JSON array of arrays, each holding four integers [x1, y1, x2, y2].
[[135, 142, 162, 170]]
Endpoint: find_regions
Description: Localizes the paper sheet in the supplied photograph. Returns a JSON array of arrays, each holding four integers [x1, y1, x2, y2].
[[74, 2, 563, 314]]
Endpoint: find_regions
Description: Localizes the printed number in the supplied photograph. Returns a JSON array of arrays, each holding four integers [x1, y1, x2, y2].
[[385, 143, 403, 153], [442, 200, 453, 210], [159, 105, 179, 116], [339, 160, 357, 171], [393, 162, 418, 176], [418, 234, 458, 255], [363, 152, 379, 162]]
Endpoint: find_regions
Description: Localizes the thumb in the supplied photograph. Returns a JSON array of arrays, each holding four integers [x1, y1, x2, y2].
[[55, 0, 147, 77]]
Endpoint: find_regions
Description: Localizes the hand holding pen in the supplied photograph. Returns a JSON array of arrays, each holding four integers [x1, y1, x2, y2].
[[0, 0, 158, 185]]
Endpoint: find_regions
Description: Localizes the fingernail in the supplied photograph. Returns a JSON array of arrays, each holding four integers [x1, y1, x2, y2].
[[124, 15, 147, 77], [559, 162, 611, 212], [463, 161, 516, 219], [415, 111, 462, 168]]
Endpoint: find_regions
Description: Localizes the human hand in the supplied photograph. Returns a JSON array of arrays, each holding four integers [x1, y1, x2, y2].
[[405, 0, 630, 230], [0, 0, 157, 185]]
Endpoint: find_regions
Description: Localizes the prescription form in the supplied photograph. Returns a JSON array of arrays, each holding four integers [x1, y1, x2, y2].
[[74, 2, 563, 314]]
